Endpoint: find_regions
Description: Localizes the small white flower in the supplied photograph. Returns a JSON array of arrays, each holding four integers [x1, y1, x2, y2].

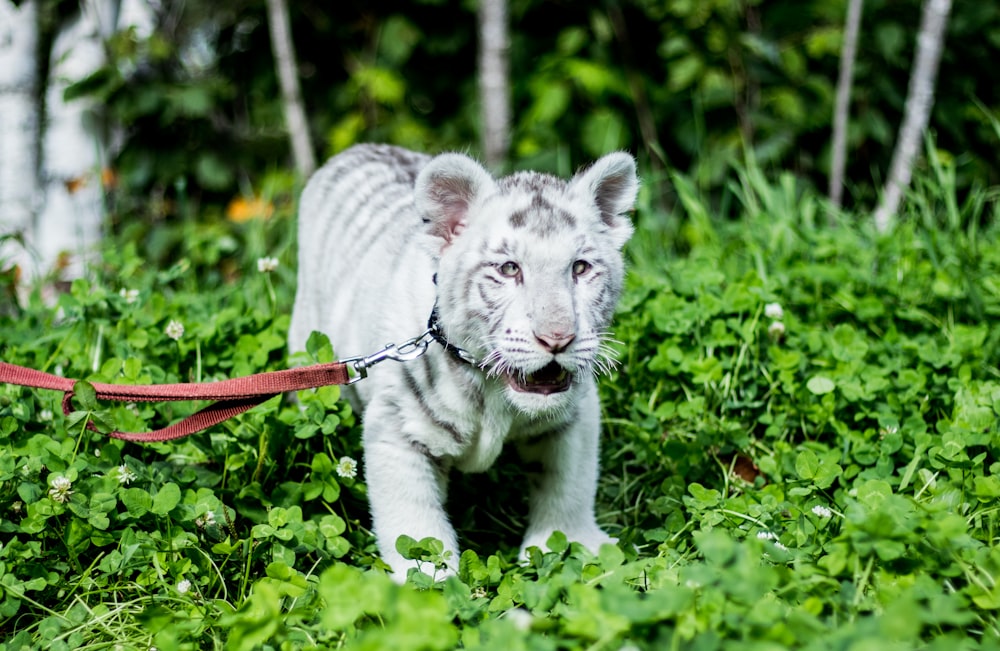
[[177, 579, 192, 594], [196, 511, 217, 528], [39, 409, 53, 422], [504, 607, 533, 631], [757, 530, 789, 551], [471, 586, 488, 599], [764, 302, 784, 320], [257, 257, 279, 273], [165, 320, 184, 341], [336, 456, 358, 479], [49, 475, 73, 503], [11, 500, 22, 514], [811, 505, 833, 518], [117, 464, 137, 485], [119, 288, 140, 304], [768, 321, 786, 339]]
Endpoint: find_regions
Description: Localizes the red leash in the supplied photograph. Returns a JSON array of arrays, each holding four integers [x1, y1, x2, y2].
[[0, 329, 438, 443], [0, 360, 350, 443]]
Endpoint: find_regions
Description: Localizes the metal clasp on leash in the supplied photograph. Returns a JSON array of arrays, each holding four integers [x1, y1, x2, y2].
[[340, 329, 436, 384]]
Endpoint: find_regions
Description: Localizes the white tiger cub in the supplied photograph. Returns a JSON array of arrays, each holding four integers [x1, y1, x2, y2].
[[289, 143, 638, 579]]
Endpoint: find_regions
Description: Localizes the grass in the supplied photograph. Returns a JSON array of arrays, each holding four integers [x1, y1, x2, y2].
[[2, 157, 1000, 650]]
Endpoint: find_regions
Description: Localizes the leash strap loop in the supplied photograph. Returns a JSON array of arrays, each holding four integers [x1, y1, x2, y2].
[[0, 360, 350, 443], [0, 316, 452, 443]]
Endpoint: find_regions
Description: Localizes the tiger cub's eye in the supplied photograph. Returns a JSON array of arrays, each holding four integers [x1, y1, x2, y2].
[[498, 261, 521, 277], [572, 260, 592, 276]]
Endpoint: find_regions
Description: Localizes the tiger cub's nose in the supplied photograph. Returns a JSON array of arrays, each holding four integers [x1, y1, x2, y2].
[[534, 331, 575, 354]]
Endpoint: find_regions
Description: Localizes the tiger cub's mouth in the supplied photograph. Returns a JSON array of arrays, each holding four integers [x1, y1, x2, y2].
[[505, 361, 573, 395]]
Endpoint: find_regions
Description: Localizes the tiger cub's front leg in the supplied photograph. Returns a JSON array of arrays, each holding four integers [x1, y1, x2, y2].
[[516, 387, 614, 557], [362, 398, 459, 582]]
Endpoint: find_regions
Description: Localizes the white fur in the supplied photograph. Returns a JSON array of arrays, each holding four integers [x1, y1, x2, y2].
[[290, 144, 638, 580]]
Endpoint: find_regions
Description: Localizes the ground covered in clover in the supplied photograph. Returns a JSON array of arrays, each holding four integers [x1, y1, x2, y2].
[[2, 159, 1000, 649]]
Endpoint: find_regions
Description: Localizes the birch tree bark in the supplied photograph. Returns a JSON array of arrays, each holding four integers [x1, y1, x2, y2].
[[873, 0, 952, 232], [0, 0, 41, 279], [478, 0, 510, 169], [0, 0, 154, 285], [36, 0, 117, 281], [266, 0, 316, 178], [829, 0, 864, 209]]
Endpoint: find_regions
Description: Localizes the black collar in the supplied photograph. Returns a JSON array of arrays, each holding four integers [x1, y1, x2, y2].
[[427, 305, 480, 367]]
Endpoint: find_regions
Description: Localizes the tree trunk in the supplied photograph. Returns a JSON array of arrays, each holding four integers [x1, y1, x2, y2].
[[829, 0, 864, 210], [0, 0, 41, 280], [873, 0, 952, 232], [478, 0, 510, 169], [37, 0, 119, 281], [1, 0, 155, 286], [266, 0, 316, 178]]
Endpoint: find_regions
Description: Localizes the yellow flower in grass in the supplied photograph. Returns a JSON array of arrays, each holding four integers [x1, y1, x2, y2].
[[226, 196, 274, 223]]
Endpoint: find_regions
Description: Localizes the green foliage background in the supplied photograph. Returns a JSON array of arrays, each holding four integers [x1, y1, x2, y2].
[[3, 155, 1000, 648], [67, 0, 1000, 224], [3, 0, 1000, 649]]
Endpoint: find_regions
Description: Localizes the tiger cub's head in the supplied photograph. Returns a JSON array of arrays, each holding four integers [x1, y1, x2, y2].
[[415, 152, 638, 413]]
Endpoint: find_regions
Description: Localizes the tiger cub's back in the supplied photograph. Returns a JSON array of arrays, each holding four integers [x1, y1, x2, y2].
[[289, 144, 434, 361]]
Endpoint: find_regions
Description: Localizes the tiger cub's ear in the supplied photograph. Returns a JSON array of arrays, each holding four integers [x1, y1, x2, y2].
[[570, 152, 638, 249], [415, 153, 497, 245]]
